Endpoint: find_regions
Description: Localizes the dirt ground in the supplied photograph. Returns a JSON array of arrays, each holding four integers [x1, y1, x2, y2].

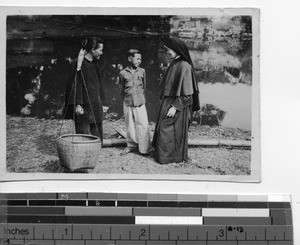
[[6, 116, 251, 175]]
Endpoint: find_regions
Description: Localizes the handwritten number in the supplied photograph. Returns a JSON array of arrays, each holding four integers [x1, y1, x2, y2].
[[237, 227, 244, 233]]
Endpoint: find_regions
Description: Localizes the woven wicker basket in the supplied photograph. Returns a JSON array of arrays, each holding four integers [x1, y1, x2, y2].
[[56, 134, 101, 170]]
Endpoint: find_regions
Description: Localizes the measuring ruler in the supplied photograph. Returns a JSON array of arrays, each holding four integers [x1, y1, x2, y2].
[[0, 193, 294, 244]]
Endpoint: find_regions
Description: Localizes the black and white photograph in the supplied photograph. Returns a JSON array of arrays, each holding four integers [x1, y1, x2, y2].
[[2, 7, 260, 181]]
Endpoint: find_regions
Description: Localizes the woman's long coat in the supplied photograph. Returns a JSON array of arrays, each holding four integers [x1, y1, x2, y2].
[[152, 59, 194, 164], [64, 58, 105, 124]]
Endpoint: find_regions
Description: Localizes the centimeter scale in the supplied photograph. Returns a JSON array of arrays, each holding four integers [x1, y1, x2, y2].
[[0, 193, 294, 245]]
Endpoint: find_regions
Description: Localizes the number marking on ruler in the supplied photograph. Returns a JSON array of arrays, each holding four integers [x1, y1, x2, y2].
[[0, 193, 294, 244]]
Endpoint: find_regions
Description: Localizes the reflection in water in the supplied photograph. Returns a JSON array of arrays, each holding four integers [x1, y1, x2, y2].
[[199, 82, 252, 130], [193, 104, 226, 127]]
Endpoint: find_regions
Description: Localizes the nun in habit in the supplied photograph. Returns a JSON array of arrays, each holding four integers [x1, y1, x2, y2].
[[152, 37, 200, 164]]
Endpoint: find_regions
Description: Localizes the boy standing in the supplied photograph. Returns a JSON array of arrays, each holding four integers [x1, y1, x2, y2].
[[118, 49, 151, 155]]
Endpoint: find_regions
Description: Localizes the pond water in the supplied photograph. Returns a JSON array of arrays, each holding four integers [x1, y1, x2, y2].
[[6, 20, 252, 130], [199, 83, 251, 130]]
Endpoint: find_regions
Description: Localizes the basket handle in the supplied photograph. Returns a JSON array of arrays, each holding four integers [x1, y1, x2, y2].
[[58, 69, 100, 139], [58, 71, 78, 137], [80, 69, 100, 137]]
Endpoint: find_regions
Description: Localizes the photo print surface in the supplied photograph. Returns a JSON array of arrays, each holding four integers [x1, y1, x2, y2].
[[2, 7, 260, 182]]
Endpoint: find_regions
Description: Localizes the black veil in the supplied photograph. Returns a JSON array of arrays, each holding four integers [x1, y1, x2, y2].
[[163, 37, 200, 111]]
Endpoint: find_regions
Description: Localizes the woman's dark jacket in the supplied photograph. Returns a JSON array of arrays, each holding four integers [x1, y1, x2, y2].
[[64, 58, 105, 123]]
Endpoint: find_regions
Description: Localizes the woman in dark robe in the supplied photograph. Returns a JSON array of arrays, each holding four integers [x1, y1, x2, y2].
[[64, 37, 105, 142], [152, 37, 200, 164]]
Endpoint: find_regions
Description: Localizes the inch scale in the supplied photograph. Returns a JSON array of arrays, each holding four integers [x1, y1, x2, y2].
[[0, 224, 293, 245], [0, 193, 294, 245]]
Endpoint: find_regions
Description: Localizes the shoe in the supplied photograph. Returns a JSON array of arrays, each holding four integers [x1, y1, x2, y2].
[[139, 147, 155, 156], [120, 147, 135, 155]]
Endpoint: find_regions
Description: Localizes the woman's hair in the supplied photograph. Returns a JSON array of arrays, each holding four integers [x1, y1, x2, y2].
[[76, 37, 103, 71], [81, 37, 104, 52]]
